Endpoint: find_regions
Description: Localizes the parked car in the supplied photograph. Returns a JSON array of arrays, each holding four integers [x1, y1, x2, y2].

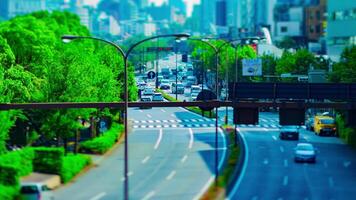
[[314, 116, 336, 136], [20, 183, 54, 200], [294, 143, 317, 163], [152, 93, 164, 101], [279, 126, 299, 140], [306, 118, 314, 131], [172, 82, 184, 94]]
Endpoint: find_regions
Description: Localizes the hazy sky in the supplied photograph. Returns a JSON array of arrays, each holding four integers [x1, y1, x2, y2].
[[83, 0, 200, 16]]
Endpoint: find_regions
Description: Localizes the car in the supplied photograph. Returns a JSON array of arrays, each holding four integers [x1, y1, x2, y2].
[[279, 126, 299, 140], [190, 92, 199, 101], [191, 85, 201, 94], [140, 96, 152, 109], [137, 81, 147, 91], [294, 143, 317, 163], [314, 116, 336, 136], [20, 182, 54, 200], [306, 118, 314, 131], [159, 79, 171, 90], [143, 87, 155, 96], [152, 93, 164, 101], [171, 82, 184, 94]]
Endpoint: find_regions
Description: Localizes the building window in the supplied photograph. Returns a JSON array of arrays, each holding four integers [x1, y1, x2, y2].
[[310, 26, 314, 33], [316, 25, 321, 33], [310, 12, 314, 20], [316, 11, 320, 20], [281, 26, 288, 33]]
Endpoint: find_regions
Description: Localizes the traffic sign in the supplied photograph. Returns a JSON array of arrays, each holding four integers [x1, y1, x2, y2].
[[196, 90, 217, 111], [242, 58, 262, 76], [147, 71, 156, 79]]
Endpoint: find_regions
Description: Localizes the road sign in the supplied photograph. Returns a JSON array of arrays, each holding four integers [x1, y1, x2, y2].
[[233, 107, 259, 125], [147, 47, 174, 52], [242, 58, 262, 76], [279, 108, 305, 125], [196, 90, 216, 111], [147, 71, 156, 79]]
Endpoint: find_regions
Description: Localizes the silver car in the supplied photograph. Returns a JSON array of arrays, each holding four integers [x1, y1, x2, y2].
[[294, 143, 317, 163], [20, 183, 54, 200]]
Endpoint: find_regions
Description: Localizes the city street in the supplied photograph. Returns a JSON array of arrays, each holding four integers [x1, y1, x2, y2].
[[53, 107, 227, 200]]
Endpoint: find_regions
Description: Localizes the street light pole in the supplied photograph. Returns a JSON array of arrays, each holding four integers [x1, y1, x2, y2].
[[175, 41, 178, 100], [61, 33, 190, 200]]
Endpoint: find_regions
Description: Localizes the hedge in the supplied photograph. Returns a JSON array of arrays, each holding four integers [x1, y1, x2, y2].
[[336, 115, 356, 148], [0, 147, 34, 177], [0, 165, 18, 186], [61, 154, 91, 183], [0, 184, 19, 200], [157, 89, 216, 118], [80, 124, 124, 154], [33, 147, 64, 175]]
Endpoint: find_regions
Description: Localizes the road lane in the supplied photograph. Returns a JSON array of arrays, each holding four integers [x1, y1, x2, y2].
[[229, 113, 356, 200]]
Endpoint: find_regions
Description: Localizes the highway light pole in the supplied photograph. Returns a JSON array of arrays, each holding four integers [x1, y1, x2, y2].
[[61, 33, 190, 200], [189, 38, 219, 187]]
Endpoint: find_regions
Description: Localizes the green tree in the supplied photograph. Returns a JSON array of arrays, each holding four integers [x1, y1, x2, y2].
[[276, 36, 297, 50], [329, 46, 356, 83]]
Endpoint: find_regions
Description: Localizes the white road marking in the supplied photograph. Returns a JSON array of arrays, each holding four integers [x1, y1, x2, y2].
[[181, 155, 188, 163], [171, 124, 177, 128], [141, 191, 155, 200], [194, 128, 227, 200], [134, 120, 139, 123], [90, 192, 106, 200], [139, 110, 143, 113], [263, 159, 269, 165], [147, 114, 152, 118], [189, 128, 194, 149], [142, 156, 150, 164], [133, 125, 138, 128], [272, 136, 277, 141], [148, 125, 154, 128], [284, 159, 288, 167], [166, 170, 176, 180], [170, 114, 175, 118], [154, 129, 163, 150], [160, 109, 166, 113], [283, 176, 288, 186], [148, 120, 154, 123], [343, 161, 351, 168], [280, 146, 285, 153], [163, 120, 168, 123], [329, 177, 334, 188]]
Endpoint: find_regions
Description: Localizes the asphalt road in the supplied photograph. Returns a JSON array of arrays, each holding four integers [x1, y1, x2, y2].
[[227, 112, 356, 200], [53, 106, 227, 200]]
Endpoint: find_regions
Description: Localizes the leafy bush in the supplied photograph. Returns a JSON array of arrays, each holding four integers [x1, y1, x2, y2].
[[0, 147, 34, 177], [61, 154, 91, 183], [80, 124, 123, 154], [0, 165, 18, 186], [33, 147, 64, 175], [158, 90, 215, 118], [0, 184, 19, 200], [336, 115, 356, 147]]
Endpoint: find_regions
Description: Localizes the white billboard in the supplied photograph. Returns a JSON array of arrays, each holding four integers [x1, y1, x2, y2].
[[242, 58, 262, 76]]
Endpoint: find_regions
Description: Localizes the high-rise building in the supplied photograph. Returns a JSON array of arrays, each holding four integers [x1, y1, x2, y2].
[[169, 0, 186, 16], [45, 0, 65, 12], [120, 0, 139, 21], [134, 0, 148, 10], [200, 0, 216, 34], [305, 0, 327, 42], [0, 0, 46, 19], [327, 0, 356, 61]]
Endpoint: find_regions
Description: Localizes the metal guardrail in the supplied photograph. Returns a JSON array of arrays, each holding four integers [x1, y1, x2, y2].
[[0, 100, 355, 110]]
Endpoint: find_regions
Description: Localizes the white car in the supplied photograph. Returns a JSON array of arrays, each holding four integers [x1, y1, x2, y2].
[[152, 93, 164, 101], [190, 92, 199, 101], [143, 87, 155, 96], [294, 143, 317, 163], [20, 183, 54, 200]]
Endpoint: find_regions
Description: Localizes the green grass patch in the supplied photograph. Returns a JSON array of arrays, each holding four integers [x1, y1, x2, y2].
[[336, 115, 356, 148], [61, 154, 91, 183], [157, 89, 216, 118], [80, 124, 124, 154]]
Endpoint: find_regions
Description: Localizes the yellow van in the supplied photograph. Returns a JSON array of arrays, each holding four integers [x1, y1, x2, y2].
[[314, 116, 337, 136]]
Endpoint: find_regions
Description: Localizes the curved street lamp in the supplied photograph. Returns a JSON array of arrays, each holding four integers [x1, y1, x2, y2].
[[61, 33, 190, 200]]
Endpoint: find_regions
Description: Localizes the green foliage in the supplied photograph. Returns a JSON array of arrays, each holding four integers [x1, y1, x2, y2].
[[276, 36, 297, 50], [329, 46, 356, 83], [336, 114, 356, 148], [0, 165, 18, 186], [61, 154, 91, 183], [80, 124, 124, 154], [33, 147, 64, 175], [0, 147, 34, 176], [0, 184, 19, 200]]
